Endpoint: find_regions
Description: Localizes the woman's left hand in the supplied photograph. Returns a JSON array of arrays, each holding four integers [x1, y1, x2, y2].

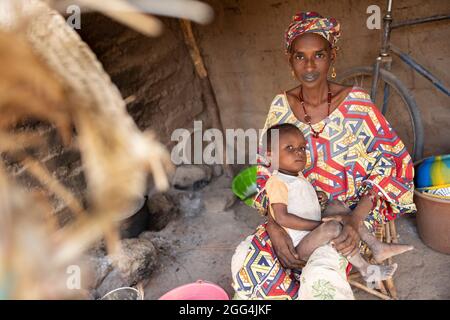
[[330, 217, 361, 258]]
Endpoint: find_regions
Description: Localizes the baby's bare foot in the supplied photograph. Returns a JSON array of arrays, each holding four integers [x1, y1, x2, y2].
[[372, 243, 414, 264], [362, 263, 398, 282]]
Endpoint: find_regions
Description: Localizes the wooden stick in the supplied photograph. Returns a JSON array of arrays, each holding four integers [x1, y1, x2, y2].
[[378, 280, 389, 295], [348, 270, 387, 296], [179, 19, 208, 79], [383, 221, 399, 299], [385, 222, 393, 269], [348, 271, 362, 281], [389, 220, 398, 243], [179, 19, 233, 177], [375, 224, 384, 242], [385, 222, 391, 244], [349, 280, 392, 300], [384, 278, 398, 299]]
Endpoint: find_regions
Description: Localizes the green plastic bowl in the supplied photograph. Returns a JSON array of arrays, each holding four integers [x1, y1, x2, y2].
[[231, 166, 257, 206]]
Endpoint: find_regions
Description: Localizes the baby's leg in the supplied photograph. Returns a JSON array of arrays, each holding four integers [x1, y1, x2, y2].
[[323, 200, 413, 263], [296, 220, 342, 261], [322, 200, 352, 217], [297, 220, 398, 281]]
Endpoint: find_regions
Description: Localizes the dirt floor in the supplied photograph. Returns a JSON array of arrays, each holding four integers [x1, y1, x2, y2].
[[144, 175, 450, 300]]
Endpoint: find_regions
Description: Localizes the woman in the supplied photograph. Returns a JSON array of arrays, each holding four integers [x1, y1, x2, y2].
[[231, 12, 416, 300]]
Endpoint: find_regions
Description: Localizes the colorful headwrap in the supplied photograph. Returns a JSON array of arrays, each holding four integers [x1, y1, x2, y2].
[[285, 11, 341, 53]]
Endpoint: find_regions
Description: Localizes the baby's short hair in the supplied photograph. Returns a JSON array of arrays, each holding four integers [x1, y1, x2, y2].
[[261, 123, 302, 153]]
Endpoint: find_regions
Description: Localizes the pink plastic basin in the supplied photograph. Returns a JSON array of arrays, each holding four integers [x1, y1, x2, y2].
[[158, 280, 229, 300]]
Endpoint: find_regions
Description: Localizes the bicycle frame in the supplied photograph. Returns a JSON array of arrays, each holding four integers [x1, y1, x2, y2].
[[371, 0, 450, 100]]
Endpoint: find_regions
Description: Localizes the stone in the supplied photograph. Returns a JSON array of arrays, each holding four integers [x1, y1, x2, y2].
[[172, 165, 212, 190], [94, 269, 129, 299], [94, 237, 157, 299], [111, 238, 158, 281], [175, 190, 203, 217], [83, 241, 111, 291], [139, 232, 173, 253], [212, 164, 223, 177], [85, 254, 113, 290], [203, 188, 236, 213], [200, 175, 236, 213]]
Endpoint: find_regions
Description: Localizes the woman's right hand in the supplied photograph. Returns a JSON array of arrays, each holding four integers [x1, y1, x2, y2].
[[266, 219, 305, 269]]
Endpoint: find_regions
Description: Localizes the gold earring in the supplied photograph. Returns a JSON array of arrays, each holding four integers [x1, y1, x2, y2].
[[291, 70, 296, 79], [331, 66, 337, 79]]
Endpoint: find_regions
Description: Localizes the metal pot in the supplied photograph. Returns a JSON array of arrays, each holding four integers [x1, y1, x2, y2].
[[118, 196, 149, 239]]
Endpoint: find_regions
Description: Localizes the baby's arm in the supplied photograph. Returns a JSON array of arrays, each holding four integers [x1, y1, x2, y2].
[[271, 203, 321, 231]]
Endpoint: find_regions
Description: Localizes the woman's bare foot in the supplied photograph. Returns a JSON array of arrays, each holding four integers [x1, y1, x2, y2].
[[371, 242, 414, 264], [361, 263, 398, 282]]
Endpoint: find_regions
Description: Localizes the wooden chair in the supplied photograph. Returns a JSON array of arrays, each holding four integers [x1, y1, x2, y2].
[[347, 220, 400, 300]]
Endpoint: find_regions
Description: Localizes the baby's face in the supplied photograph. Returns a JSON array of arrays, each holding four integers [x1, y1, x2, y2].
[[272, 130, 307, 174]]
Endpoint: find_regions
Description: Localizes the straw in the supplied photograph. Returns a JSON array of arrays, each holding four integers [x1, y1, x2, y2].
[[0, 0, 173, 298]]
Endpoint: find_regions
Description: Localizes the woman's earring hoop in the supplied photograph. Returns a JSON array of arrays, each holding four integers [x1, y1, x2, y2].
[[331, 66, 337, 79], [291, 70, 297, 80]]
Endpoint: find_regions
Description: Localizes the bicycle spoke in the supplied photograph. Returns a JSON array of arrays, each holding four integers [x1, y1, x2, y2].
[[381, 83, 390, 115], [360, 75, 365, 88]]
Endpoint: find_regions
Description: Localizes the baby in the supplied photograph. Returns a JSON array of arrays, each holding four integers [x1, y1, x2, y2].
[[262, 123, 413, 282]]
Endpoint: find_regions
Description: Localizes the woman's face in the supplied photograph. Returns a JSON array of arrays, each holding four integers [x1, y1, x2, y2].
[[289, 33, 335, 88]]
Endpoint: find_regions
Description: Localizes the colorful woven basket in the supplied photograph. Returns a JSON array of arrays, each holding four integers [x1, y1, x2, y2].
[[415, 154, 450, 188], [417, 184, 450, 200]]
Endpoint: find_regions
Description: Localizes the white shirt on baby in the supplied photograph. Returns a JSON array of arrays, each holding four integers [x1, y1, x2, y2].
[[265, 170, 322, 246]]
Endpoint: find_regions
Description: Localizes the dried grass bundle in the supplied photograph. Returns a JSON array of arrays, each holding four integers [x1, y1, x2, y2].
[[0, 165, 88, 299], [0, 0, 180, 299], [0, 31, 72, 145]]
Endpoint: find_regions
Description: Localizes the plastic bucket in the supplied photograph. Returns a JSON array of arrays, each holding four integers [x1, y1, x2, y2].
[[158, 280, 229, 300], [231, 166, 257, 207], [414, 190, 450, 254]]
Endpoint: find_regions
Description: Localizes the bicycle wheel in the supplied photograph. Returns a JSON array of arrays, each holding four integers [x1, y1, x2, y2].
[[336, 66, 424, 161]]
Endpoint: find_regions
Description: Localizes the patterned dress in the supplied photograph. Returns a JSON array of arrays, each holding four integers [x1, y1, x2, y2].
[[232, 86, 416, 299]]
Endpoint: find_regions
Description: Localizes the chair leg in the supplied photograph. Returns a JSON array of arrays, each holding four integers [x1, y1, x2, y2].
[[389, 220, 399, 244], [378, 279, 388, 295], [383, 221, 399, 299], [348, 280, 393, 300], [385, 222, 391, 244], [384, 278, 398, 299]]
